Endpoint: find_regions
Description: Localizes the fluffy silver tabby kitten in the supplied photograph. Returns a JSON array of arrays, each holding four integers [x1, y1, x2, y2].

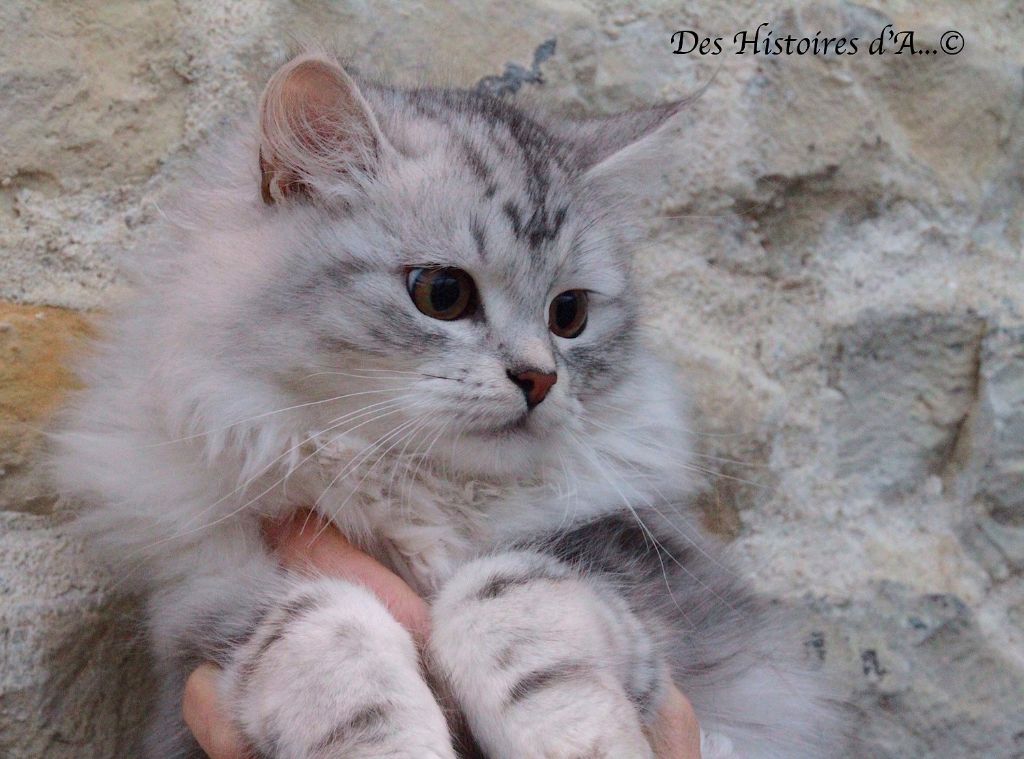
[[55, 52, 843, 758]]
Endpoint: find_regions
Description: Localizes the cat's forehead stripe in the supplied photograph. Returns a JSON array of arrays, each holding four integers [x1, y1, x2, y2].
[[502, 201, 522, 238], [458, 135, 491, 184], [400, 87, 575, 267], [470, 216, 488, 261]]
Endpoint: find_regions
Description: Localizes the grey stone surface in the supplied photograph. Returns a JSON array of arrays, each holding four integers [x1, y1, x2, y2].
[[2, 1, 1022, 756], [0, 512, 149, 758]]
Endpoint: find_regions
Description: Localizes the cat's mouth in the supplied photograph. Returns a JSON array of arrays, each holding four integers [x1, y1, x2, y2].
[[471, 411, 532, 437]]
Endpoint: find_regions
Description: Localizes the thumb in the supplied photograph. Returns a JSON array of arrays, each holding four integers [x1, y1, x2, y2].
[[263, 510, 431, 645]]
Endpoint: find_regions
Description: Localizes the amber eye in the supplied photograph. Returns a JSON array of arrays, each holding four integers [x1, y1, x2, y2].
[[407, 267, 477, 321], [548, 290, 588, 338]]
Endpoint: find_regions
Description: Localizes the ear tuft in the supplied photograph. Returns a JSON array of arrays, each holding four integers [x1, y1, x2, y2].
[[258, 54, 385, 204]]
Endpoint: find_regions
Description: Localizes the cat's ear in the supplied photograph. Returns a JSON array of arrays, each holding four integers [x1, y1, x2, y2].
[[563, 102, 684, 196], [258, 53, 387, 204]]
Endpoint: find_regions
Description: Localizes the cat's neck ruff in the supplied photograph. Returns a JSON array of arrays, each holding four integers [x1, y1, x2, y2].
[[298, 393, 690, 595], [302, 430, 562, 593]]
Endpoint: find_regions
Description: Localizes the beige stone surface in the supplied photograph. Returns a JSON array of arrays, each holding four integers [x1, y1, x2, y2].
[[1, 1, 1022, 756]]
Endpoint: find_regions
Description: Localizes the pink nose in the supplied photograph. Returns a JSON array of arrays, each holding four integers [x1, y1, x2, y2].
[[507, 369, 557, 408]]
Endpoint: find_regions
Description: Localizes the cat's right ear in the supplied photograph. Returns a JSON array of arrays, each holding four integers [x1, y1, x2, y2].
[[258, 54, 387, 204]]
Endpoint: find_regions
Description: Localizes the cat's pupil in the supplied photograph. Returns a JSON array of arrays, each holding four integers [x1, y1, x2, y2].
[[554, 293, 578, 328], [431, 273, 461, 312]]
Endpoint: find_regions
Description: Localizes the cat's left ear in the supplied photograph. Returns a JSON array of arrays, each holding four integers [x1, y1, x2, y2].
[[567, 101, 685, 189], [258, 53, 389, 204]]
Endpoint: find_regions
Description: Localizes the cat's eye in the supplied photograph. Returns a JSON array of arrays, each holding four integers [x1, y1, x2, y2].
[[548, 290, 588, 338], [406, 267, 478, 321]]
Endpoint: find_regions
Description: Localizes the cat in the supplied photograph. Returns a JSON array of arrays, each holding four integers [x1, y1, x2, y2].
[[54, 51, 844, 758]]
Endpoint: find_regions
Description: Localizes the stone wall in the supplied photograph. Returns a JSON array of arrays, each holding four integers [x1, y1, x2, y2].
[[2, 2, 1021, 756]]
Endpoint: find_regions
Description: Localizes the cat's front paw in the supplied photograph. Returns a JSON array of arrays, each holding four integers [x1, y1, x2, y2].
[[430, 552, 660, 758], [225, 578, 455, 759]]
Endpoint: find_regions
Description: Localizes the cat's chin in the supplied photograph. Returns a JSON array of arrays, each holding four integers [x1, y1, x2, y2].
[[465, 412, 531, 437], [437, 421, 559, 478]]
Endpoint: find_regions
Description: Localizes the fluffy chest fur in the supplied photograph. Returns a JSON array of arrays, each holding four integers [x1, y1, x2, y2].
[[306, 431, 508, 592], [297, 421, 661, 595]]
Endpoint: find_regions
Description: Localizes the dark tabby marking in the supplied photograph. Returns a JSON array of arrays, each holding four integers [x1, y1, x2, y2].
[[506, 660, 590, 706], [503, 200, 523, 238], [237, 593, 323, 694], [311, 703, 392, 752], [476, 564, 566, 601], [459, 137, 491, 183], [523, 203, 568, 251], [477, 573, 535, 601], [470, 217, 488, 259]]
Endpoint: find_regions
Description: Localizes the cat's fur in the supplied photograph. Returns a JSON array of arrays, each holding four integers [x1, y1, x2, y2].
[[54, 52, 843, 758]]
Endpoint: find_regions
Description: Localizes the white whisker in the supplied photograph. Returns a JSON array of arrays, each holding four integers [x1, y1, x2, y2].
[[143, 387, 411, 448]]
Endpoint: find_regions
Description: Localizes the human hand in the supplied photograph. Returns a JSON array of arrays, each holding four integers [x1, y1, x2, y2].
[[182, 512, 702, 758]]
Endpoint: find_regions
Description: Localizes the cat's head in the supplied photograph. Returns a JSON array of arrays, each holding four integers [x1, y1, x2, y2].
[[193, 53, 683, 477]]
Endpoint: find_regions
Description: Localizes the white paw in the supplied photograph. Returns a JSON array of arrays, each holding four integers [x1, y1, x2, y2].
[[226, 578, 455, 759], [431, 552, 659, 758]]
